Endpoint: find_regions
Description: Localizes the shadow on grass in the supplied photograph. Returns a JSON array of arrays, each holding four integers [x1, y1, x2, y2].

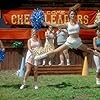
[[47, 82, 100, 89], [0, 84, 29, 89], [47, 82, 72, 88], [73, 85, 100, 89]]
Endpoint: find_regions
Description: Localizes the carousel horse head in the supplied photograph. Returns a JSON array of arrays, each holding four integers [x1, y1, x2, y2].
[[94, 10, 100, 26]]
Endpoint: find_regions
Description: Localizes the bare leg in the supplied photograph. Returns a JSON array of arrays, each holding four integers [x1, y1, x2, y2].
[[96, 71, 100, 78], [58, 52, 64, 65], [78, 44, 100, 56], [96, 71, 100, 85], [34, 44, 69, 60], [42, 59, 46, 66], [34, 67, 38, 82], [34, 66, 38, 89], [93, 55, 100, 85], [78, 44, 100, 85], [20, 63, 32, 89], [23, 63, 32, 84], [63, 49, 70, 65], [47, 44, 69, 56], [33, 60, 39, 89]]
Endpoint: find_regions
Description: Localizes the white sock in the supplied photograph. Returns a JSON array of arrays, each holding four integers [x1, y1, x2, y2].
[[34, 60, 38, 66], [61, 60, 64, 64], [23, 80, 26, 85], [67, 59, 70, 63], [42, 59, 46, 65], [96, 78, 100, 85], [49, 60, 52, 65]]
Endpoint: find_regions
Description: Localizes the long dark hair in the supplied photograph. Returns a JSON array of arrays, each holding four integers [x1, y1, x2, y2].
[[68, 3, 81, 19]]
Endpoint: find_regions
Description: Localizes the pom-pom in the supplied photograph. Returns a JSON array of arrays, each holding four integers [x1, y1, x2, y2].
[[30, 8, 45, 30], [0, 49, 5, 63]]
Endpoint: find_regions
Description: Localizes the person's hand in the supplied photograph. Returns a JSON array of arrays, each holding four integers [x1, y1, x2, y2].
[[43, 22, 51, 27], [93, 50, 100, 57], [42, 22, 47, 27]]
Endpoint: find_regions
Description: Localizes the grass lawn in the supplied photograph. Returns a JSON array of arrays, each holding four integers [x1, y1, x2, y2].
[[0, 68, 100, 100]]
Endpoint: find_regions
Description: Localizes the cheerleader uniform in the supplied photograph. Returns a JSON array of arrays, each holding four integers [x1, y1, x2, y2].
[[93, 39, 100, 73], [25, 38, 40, 66], [93, 38, 100, 85], [34, 22, 83, 60], [65, 22, 82, 49], [44, 32, 55, 52], [31, 31, 55, 63]]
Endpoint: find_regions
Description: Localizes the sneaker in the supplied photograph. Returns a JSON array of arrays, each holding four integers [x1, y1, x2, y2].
[[48, 61, 52, 66], [67, 63, 70, 66], [34, 53, 47, 60], [34, 60, 38, 66], [96, 78, 100, 85], [34, 85, 38, 89], [20, 84, 26, 89], [42, 59, 46, 66], [42, 63, 46, 66], [58, 63, 64, 65]]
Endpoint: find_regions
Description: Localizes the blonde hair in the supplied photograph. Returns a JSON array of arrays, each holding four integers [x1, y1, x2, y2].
[[31, 28, 36, 32]]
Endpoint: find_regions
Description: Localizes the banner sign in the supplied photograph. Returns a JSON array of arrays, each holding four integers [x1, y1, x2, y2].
[[2, 9, 97, 25], [1, 9, 97, 40]]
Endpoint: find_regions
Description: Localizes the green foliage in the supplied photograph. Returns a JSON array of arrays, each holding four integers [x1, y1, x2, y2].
[[0, 68, 100, 100], [11, 41, 24, 48]]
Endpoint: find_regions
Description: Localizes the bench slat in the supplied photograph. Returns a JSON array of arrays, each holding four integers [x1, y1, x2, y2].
[[30, 64, 82, 75]]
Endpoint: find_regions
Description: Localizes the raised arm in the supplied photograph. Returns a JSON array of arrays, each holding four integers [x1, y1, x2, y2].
[[80, 23, 97, 29]]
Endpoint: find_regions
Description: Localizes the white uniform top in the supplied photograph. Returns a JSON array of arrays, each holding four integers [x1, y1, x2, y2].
[[67, 22, 80, 35], [25, 38, 40, 65], [44, 30, 55, 49], [65, 22, 82, 49]]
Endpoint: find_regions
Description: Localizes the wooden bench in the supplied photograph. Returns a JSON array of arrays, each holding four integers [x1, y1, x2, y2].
[[30, 64, 83, 76]]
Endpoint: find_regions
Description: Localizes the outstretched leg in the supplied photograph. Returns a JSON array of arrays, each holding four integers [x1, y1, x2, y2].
[[58, 51, 65, 65], [78, 44, 100, 56], [33, 60, 39, 89], [63, 49, 70, 65], [34, 44, 69, 60], [34, 66, 38, 89], [78, 43, 100, 85], [93, 55, 100, 85], [42, 59, 46, 66]]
